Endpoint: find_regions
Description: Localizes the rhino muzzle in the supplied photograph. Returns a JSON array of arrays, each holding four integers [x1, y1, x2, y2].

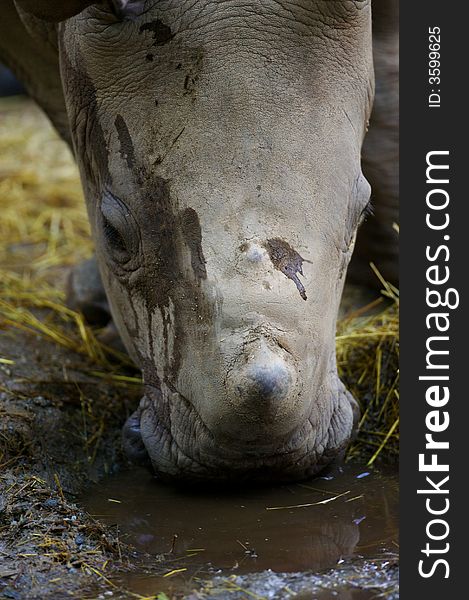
[[223, 338, 299, 440], [122, 342, 357, 483]]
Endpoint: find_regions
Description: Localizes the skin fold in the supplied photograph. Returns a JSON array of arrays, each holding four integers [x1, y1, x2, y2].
[[1, 0, 378, 482]]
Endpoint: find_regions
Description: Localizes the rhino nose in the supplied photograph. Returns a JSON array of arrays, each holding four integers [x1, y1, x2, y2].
[[238, 356, 292, 403], [228, 339, 297, 414]]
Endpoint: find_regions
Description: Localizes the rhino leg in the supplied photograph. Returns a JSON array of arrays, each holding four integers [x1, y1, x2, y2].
[[66, 256, 128, 354], [66, 256, 110, 325]]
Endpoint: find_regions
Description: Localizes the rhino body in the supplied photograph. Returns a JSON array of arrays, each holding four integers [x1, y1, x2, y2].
[[0, 0, 398, 482]]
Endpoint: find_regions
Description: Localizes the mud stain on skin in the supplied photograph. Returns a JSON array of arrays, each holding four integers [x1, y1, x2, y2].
[[137, 177, 184, 381], [114, 114, 136, 170], [59, 45, 110, 192], [62, 39, 214, 415], [130, 178, 215, 388], [263, 238, 307, 301], [139, 20, 174, 46], [180, 208, 207, 280]]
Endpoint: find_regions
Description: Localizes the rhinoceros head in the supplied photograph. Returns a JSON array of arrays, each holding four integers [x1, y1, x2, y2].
[[24, 0, 374, 481]]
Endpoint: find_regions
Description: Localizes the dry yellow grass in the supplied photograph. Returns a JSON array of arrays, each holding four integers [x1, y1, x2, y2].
[[337, 283, 399, 464], [0, 97, 399, 464], [0, 98, 128, 371]]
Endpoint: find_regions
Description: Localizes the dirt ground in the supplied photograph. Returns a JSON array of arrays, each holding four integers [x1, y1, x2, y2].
[[0, 316, 147, 598]]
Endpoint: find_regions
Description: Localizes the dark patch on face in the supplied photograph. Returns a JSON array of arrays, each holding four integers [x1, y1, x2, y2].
[[58, 43, 110, 196], [60, 39, 213, 398], [263, 238, 307, 301], [139, 20, 174, 46], [114, 114, 136, 170], [180, 208, 207, 280], [131, 177, 183, 380], [146, 53, 154, 62], [129, 178, 214, 387]]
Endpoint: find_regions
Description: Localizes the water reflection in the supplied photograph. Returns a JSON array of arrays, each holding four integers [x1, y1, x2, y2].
[[82, 464, 398, 575]]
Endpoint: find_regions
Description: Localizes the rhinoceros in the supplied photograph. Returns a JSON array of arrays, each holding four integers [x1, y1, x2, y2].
[[0, 0, 398, 482]]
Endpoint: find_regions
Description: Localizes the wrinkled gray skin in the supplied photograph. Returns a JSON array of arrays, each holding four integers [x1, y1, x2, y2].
[[1, 0, 397, 482]]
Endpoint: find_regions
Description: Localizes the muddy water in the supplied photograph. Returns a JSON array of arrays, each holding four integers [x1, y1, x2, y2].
[[81, 465, 398, 598]]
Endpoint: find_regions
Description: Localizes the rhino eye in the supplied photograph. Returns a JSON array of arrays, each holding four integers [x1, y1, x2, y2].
[[353, 173, 372, 227], [102, 215, 129, 258], [99, 192, 140, 268], [359, 200, 374, 226]]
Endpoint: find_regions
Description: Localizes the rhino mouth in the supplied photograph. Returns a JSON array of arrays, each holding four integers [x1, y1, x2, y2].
[[122, 378, 357, 483]]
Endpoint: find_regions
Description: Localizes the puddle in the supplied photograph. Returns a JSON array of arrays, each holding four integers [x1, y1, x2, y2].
[[80, 464, 398, 597]]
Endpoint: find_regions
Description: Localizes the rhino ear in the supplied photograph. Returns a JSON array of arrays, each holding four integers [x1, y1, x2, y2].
[[14, 0, 145, 22]]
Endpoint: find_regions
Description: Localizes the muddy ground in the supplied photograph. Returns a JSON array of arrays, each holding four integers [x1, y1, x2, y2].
[[0, 321, 398, 599], [0, 315, 143, 598]]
